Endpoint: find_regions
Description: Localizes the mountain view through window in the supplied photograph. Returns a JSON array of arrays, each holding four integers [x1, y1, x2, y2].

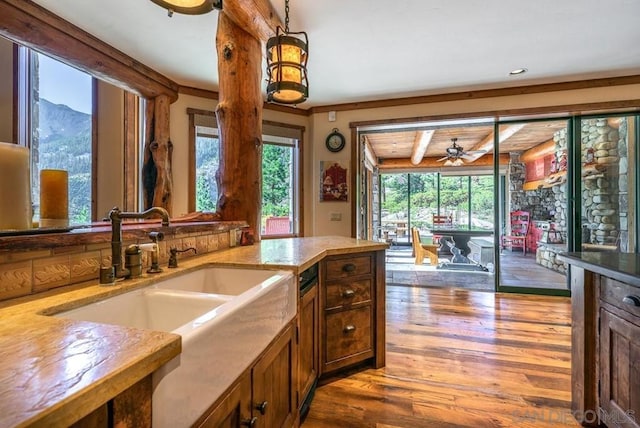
[[31, 52, 92, 225]]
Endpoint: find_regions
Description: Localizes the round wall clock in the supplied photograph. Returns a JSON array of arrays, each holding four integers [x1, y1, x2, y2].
[[325, 128, 345, 152]]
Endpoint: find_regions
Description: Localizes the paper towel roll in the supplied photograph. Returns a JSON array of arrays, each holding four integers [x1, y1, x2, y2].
[[0, 142, 32, 230]]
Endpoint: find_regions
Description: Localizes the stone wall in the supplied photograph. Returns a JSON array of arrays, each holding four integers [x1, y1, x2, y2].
[[508, 150, 565, 231], [536, 243, 567, 274], [581, 118, 626, 249], [510, 118, 630, 274]]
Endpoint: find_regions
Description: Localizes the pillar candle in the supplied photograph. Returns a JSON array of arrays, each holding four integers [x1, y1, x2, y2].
[[40, 169, 68, 228], [0, 142, 32, 230]]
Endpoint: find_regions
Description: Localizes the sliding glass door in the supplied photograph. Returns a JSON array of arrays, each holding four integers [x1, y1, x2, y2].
[[496, 119, 570, 294]]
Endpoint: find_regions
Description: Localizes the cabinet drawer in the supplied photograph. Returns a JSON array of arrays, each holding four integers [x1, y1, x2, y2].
[[325, 279, 371, 309], [325, 255, 372, 281], [325, 306, 372, 363], [600, 276, 640, 319]]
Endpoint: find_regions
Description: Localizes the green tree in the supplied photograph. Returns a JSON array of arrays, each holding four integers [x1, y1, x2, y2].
[[262, 144, 291, 217], [196, 173, 217, 211]]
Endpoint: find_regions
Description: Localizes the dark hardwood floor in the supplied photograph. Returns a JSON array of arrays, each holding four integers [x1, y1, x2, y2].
[[303, 286, 579, 427]]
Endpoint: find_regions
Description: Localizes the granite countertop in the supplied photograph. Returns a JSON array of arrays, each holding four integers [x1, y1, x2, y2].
[[202, 236, 388, 274], [557, 252, 640, 287], [0, 236, 386, 427]]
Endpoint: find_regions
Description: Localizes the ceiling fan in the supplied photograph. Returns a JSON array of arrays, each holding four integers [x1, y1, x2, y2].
[[437, 138, 486, 165]]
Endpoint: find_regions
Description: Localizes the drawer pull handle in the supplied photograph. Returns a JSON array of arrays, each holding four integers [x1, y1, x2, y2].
[[241, 417, 258, 427], [622, 295, 640, 307], [342, 263, 356, 273], [256, 400, 268, 415], [343, 324, 356, 333], [342, 289, 355, 298]]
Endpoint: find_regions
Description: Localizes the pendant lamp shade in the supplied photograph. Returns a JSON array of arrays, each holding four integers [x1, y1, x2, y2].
[[149, 0, 221, 15], [266, 28, 309, 105]]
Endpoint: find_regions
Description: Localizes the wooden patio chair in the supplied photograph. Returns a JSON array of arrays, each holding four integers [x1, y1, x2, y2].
[[411, 227, 439, 265], [501, 211, 530, 255], [264, 216, 290, 235]]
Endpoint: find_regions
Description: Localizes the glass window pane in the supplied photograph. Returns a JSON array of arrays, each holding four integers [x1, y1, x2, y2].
[[408, 173, 438, 230], [470, 175, 494, 229], [262, 142, 293, 236], [440, 176, 470, 228], [31, 52, 92, 225], [380, 174, 409, 244], [195, 130, 219, 211]]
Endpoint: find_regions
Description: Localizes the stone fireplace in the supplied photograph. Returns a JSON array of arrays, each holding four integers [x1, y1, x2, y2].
[[506, 118, 628, 273]]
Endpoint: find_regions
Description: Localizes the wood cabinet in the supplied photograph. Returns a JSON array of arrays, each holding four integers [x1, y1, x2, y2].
[[599, 277, 640, 428], [298, 277, 319, 417], [198, 374, 252, 428], [198, 322, 296, 428], [320, 252, 385, 375], [71, 376, 152, 428]]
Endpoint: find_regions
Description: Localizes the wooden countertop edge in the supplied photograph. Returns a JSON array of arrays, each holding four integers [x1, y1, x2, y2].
[[25, 333, 181, 428]]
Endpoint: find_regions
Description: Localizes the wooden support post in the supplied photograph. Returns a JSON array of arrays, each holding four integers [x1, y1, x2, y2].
[[142, 94, 173, 213], [215, 12, 263, 235]]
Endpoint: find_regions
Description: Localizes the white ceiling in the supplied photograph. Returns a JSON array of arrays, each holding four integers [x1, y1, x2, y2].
[[31, 0, 640, 108]]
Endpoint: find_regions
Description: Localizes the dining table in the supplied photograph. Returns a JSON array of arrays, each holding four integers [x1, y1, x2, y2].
[[429, 227, 494, 256]]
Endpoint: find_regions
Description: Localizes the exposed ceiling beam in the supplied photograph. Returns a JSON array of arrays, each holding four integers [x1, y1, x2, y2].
[[520, 138, 555, 163], [379, 153, 509, 170], [410, 130, 435, 165], [222, 0, 283, 42], [466, 124, 526, 162], [363, 136, 378, 167]]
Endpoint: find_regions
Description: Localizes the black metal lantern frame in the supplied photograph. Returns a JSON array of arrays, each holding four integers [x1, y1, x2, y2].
[[265, 0, 309, 105], [266, 26, 309, 105]]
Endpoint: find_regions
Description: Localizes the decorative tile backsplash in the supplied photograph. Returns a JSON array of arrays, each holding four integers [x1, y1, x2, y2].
[[0, 224, 242, 302]]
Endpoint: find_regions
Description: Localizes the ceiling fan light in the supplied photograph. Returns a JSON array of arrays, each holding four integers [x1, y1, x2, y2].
[[444, 159, 454, 166], [149, 0, 221, 15]]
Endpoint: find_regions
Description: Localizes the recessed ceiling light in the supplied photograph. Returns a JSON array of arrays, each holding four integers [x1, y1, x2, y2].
[[509, 68, 528, 76]]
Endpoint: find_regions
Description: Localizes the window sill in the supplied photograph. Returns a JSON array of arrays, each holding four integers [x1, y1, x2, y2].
[[0, 220, 248, 251]]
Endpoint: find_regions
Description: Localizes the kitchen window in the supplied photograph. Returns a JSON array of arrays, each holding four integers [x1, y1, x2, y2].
[[16, 46, 94, 224], [188, 110, 304, 237]]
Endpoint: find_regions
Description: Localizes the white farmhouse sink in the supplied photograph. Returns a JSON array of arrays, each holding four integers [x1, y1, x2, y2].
[[58, 288, 231, 331], [152, 266, 281, 295], [54, 267, 296, 428]]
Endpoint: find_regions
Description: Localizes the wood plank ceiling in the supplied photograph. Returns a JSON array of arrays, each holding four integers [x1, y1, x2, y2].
[[365, 121, 567, 169]]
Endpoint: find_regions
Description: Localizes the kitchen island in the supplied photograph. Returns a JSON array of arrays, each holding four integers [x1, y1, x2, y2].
[[557, 252, 640, 427], [0, 236, 386, 427]]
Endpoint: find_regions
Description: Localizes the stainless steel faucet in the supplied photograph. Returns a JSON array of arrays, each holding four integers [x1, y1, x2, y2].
[[108, 206, 170, 279]]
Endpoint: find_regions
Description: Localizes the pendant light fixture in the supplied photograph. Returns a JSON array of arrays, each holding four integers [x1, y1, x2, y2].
[[150, 0, 222, 17], [266, 0, 309, 105]]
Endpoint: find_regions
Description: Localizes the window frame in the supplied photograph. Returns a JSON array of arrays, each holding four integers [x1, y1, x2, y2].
[[187, 109, 305, 237], [15, 45, 99, 222], [261, 135, 300, 238]]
